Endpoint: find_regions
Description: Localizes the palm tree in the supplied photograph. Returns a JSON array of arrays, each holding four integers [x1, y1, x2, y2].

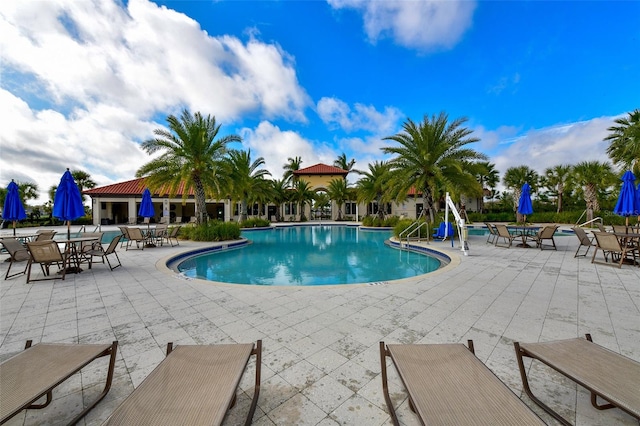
[[356, 161, 392, 219], [71, 170, 96, 203], [572, 161, 617, 223], [283, 156, 303, 187], [293, 180, 315, 221], [605, 109, 640, 174], [334, 153, 358, 174], [326, 178, 350, 220], [226, 149, 271, 222], [270, 178, 290, 222], [469, 161, 499, 213], [503, 165, 539, 223], [542, 164, 572, 213], [136, 109, 240, 224], [382, 112, 487, 223]]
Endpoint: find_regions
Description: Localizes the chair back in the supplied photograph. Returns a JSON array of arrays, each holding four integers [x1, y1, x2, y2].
[[118, 226, 130, 239], [169, 226, 181, 237], [494, 224, 511, 238], [540, 225, 558, 239], [155, 224, 168, 237], [572, 227, 592, 245], [593, 232, 622, 252], [26, 240, 64, 263], [596, 223, 607, 232], [34, 231, 56, 241], [484, 223, 497, 235], [127, 227, 145, 240], [0, 238, 29, 260], [80, 232, 103, 251], [612, 225, 628, 234], [104, 235, 123, 254]]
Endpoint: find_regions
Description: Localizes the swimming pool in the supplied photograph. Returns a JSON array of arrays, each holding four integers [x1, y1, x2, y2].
[[173, 225, 447, 286]]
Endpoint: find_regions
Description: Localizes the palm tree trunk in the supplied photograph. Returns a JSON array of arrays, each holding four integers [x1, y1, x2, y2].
[[423, 187, 436, 223], [194, 177, 207, 224]]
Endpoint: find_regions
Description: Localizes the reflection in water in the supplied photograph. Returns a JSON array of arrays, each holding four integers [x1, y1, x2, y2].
[[177, 226, 441, 286]]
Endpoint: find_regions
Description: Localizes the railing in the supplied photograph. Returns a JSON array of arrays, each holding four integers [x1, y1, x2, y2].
[[79, 224, 102, 233], [398, 210, 428, 249], [575, 210, 603, 228]]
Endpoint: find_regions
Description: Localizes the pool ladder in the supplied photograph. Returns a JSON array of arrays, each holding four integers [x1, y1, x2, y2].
[[398, 220, 429, 249]]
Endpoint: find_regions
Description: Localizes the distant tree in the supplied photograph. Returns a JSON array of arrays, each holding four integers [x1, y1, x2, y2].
[[136, 109, 240, 224], [469, 161, 499, 213], [502, 165, 539, 222], [542, 164, 573, 213], [226, 149, 271, 222], [293, 180, 315, 221], [605, 109, 640, 174], [333, 153, 358, 174], [71, 170, 96, 203], [572, 161, 616, 223], [382, 112, 487, 223], [326, 178, 350, 220], [270, 178, 290, 222], [356, 161, 392, 220], [283, 156, 303, 187]]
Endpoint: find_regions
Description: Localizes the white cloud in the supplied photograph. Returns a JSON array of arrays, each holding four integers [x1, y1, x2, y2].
[[487, 117, 616, 182], [317, 97, 403, 133], [239, 121, 336, 181], [327, 0, 476, 51], [0, 0, 311, 203]]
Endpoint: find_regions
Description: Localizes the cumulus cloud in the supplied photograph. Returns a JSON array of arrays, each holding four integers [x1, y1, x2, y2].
[[317, 97, 403, 134], [239, 121, 337, 181], [327, 0, 476, 51], [0, 0, 311, 202], [487, 117, 616, 180]]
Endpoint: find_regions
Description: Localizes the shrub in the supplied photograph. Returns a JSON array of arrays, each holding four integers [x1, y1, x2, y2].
[[239, 218, 270, 228], [180, 221, 241, 241]]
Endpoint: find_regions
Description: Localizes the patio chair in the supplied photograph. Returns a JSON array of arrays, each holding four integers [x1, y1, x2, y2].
[[494, 224, 517, 248], [571, 226, 596, 257], [86, 234, 123, 270], [103, 340, 262, 426], [514, 334, 640, 426], [484, 222, 498, 244], [125, 227, 148, 250], [591, 231, 638, 268], [380, 341, 545, 426], [531, 224, 559, 250], [597, 223, 608, 232], [25, 240, 67, 283], [118, 226, 130, 248], [153, 224, 168, 246], [0, 340, 118, 425], [1, 237, 30, 280], [164, 225, 181, 247]]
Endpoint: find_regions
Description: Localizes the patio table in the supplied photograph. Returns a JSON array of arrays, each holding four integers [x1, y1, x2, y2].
[[55, 236, 101, 273], [507, 225, 540, 248]]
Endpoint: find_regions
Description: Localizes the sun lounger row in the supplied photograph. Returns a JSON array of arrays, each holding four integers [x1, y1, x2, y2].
[[2, 334, 638, 426]]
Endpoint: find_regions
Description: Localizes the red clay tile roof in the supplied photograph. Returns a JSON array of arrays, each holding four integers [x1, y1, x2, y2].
[[84, 178, 195, 197], [293, 163, 349, 176]]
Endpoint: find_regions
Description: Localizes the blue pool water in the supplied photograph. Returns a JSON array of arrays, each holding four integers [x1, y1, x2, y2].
[[175, 226, 444, 286], [57, 231, 123, 244]]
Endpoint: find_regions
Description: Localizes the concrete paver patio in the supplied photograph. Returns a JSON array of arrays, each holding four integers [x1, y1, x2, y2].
[[1, 224, 639, 425]]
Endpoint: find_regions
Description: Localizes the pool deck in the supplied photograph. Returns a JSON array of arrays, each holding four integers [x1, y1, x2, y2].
[[1, 223, 639, 425]]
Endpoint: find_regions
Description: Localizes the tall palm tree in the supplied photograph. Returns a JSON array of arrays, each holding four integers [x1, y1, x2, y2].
[[71, 170, 96, 203], [382, 112, 487, 223], [334, 153, 358, 174], [293, 180, 315, 221], [572, 161, 616, 223], [542, 164, 572, 213], [136, 109, 240, 224], [226, 149, 271, 222], [503, 165, 539, 223], [326, 178, 350, 220], [283, 156, 303, 187], [605, 109, 640, 175], [469, 161, 499, 213], [356, 161, 392, 219]]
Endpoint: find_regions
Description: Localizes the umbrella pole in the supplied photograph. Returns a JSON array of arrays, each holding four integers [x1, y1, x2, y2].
[[13, 221, 16, 236], [67, 221, 71, 240]]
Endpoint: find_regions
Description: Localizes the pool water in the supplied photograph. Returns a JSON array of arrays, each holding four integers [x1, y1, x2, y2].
[[61, 231, 123, 244], [176, 226, 443, 286]]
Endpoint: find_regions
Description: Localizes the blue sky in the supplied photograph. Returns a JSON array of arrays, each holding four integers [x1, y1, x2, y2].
[[1, 0, 638, 203]]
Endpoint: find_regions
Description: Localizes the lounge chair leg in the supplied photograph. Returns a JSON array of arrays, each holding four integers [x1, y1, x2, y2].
[[379, 342, 400, 426], [514, 342, 571, 426], [244, 340, 262, 426], [67, 341, 118, 426]]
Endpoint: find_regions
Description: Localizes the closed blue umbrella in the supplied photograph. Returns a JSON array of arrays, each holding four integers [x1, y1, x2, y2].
[[2, 180, 27, 236], [613, 171, 638, 227], [517, 182, 534, 223], [53, 169, 85, 239], [138, 188, 155, 246]]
